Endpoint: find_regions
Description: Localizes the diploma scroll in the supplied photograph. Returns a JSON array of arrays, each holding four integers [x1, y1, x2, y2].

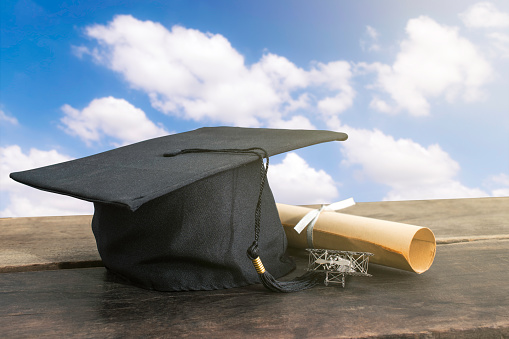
[[277, 203, 436, 273]]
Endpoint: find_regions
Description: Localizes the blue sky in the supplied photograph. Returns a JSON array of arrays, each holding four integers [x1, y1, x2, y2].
[[1, 0, 509, 217]]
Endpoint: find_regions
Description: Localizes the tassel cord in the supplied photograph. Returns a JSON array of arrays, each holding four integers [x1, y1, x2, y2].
[[165, 147, 322, 292], [245, 150, 322, 292]]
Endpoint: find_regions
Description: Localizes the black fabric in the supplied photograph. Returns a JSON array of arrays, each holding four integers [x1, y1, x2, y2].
[[92, 160, 294, 291], [10, 127, 347, 211], [9, 127, 348, 291]]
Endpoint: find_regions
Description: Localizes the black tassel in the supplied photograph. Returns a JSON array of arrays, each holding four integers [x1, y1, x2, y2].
[[244, 149, 323, 292], [247, 242, 323, 292]]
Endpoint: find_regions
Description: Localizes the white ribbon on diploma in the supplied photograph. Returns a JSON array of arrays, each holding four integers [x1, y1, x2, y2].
[[293, 198, 356, 248]]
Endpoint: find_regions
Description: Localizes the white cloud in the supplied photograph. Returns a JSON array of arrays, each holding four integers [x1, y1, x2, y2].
[[491, 188, 509, 197], [71, 45, 91, 59], [487, 32, 509, 58], [0, 145, 93, 217], [460, 2, 509, 28], [369, 97, 396, 114], [268, 152, 339, 205], [484, 173, 509, 196], [366, 26, 379, 40], [360, 25, 381, 52], [311, 61, 355, 117], [333, 122, 489, 201], [79, 15, 355, 126], [0, 109, 18, 125], [268, 115, 316, 130], [362, 16, 493, 116], [61, 96, 168, 146], [255, 53, 309, 91], [459, 3, 509, 58]]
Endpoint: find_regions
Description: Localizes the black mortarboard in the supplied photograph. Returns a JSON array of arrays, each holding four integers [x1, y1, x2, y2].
[[10, 127, 347, 291]]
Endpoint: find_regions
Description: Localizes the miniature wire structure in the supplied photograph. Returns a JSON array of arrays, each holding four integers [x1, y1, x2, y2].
[[306, 249, 373, 287]]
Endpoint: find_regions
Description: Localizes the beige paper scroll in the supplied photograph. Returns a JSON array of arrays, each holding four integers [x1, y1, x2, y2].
[[277, 203, 436, 273]]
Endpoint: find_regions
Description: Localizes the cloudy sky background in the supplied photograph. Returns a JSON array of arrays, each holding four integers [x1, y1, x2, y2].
[[1, 0, 508, 217]]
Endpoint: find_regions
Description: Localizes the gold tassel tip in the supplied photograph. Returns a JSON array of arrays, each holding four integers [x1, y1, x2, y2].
[[251, 256, 266, 274]]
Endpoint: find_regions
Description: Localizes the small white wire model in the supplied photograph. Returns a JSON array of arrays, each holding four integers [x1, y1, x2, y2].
[[306, 249, 373, 287]]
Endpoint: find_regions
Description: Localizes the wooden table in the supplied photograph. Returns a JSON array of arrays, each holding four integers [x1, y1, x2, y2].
[[1, 197, 508, 338]]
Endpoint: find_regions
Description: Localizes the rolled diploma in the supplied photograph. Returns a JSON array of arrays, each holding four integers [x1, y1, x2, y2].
[[277, 203, 436, 273]]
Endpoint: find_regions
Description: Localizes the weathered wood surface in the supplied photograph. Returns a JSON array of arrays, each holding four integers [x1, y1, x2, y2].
[[0, 215, 99, 272], [2, 197, 508, 272], [0, 197, 508, 338], [1, 241, 508, 338], [339, 196, 509, 239]]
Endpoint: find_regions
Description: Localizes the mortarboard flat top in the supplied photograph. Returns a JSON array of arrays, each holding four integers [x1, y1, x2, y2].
[[10, 127, 347, 211]]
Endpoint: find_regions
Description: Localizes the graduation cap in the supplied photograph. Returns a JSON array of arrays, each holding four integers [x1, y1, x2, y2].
[[10, 127, 347, 292]]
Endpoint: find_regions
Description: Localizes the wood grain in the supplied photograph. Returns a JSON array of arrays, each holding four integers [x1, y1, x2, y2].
[[1, 197, 508, 338]]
